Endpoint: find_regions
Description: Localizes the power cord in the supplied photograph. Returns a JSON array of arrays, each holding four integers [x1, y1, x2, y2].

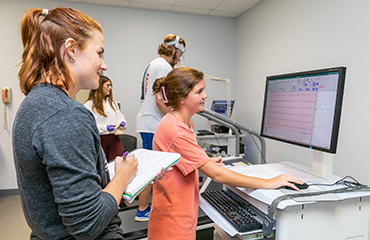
[[245, 131, 267, 164], [307, 175, 368, 188], [207, 120, 221, 147], [262, 176, 369, 237]]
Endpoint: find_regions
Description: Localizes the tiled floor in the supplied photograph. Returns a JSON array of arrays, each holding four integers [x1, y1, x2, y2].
[[0, 195, 150, 240], [0, 195, 214, 240], [0, 195, 31, 239]]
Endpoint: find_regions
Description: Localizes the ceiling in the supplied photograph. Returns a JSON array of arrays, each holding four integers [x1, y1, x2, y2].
[[63, 0, 262, 18]]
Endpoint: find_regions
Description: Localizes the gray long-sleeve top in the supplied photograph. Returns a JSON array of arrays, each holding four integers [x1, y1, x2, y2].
[[12, 84, 123, 239]]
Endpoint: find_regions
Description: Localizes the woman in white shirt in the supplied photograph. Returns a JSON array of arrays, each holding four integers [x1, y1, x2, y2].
[[85, 75, 127, 162]]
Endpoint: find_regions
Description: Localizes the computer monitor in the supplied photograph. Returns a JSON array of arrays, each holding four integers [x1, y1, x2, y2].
[[260, 66, 346, 153], [211, 100, 235, 118]]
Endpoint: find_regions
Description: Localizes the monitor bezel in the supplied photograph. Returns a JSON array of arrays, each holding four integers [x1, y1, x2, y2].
[[260, 66, 346, 154]]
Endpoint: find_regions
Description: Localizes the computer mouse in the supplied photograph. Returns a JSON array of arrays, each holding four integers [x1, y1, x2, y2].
[[284, 182, 309, 190]]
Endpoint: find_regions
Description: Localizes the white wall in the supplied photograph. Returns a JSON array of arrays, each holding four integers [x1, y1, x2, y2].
[[234, 0, 370, 184], [4, 0, 368, 191], [0, 0, 235, 190]]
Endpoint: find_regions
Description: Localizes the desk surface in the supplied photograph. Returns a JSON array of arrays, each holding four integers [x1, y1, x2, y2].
[[223, 162, 370, 209], [200, 162, 370, 238]]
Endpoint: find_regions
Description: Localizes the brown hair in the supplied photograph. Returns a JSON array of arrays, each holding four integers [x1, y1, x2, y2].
[[153, 67, 204, 109], [157, 34, 186, 56], [18, 7, 103, 95], [86, 75, 116, 117]]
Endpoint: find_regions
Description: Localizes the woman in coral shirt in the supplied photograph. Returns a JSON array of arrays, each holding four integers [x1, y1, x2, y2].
[[148, 67, 304, 240]]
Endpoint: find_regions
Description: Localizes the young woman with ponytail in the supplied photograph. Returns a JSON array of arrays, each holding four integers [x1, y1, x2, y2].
[[13, 7, 138, 239], [148, 67, 304, 240]]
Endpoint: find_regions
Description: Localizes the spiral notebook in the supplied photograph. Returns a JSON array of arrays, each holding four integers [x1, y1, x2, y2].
[[107, 148, 181, 203]]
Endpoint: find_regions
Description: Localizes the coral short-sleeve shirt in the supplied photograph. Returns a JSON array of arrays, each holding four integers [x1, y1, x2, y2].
[[148, 114, 210, 240]]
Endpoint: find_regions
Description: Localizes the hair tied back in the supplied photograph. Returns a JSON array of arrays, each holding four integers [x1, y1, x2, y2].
[[161, 86, 169, 103], [42, 9, 49, 17]]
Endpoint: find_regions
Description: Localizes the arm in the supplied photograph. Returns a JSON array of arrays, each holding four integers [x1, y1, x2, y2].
[[41, 108, 129, 239], [199, 160, 304, 190], [210, 156, 224, 167], [162, 124, 301, 190], [155, 92, 171, 115], [102, 154, 138, 206]]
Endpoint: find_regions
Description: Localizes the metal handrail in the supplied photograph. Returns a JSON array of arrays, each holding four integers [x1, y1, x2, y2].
[[196, 109, 266, 163]]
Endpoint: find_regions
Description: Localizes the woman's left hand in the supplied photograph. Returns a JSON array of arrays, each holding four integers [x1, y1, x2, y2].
[[211, 156, 224, 166], [151, 167, 173, 184]]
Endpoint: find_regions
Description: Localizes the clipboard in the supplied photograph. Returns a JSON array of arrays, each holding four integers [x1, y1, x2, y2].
[[107, 148, 180, 203]]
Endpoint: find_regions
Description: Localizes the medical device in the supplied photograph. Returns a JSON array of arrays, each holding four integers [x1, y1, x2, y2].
[[210, 100, 235, 118], [260, 66, 346, 153]]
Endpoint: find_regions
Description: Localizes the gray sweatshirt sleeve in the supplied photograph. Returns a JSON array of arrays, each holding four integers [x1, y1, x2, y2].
[[33, 107, 121, 239]]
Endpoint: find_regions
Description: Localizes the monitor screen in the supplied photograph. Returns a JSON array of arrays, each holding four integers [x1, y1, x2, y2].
[[260, 66, 346, 153], [211, 100, 235, 118]]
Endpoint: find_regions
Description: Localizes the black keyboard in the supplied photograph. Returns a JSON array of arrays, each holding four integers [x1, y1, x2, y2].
[[197, 129, 215, 135], [201, 189, 263, 232]]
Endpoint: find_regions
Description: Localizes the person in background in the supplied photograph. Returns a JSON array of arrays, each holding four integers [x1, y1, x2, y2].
[[134, 33, 186, 221], [13, 7, 138, 239], [84, 75, 127, 162], [148, 67, 305, 240]]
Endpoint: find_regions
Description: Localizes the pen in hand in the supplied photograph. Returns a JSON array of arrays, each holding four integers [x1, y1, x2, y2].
[[122, 151, 129, 160]]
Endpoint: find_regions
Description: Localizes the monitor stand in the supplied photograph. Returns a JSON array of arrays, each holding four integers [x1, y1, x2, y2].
[[312, 150, 333, 177]]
